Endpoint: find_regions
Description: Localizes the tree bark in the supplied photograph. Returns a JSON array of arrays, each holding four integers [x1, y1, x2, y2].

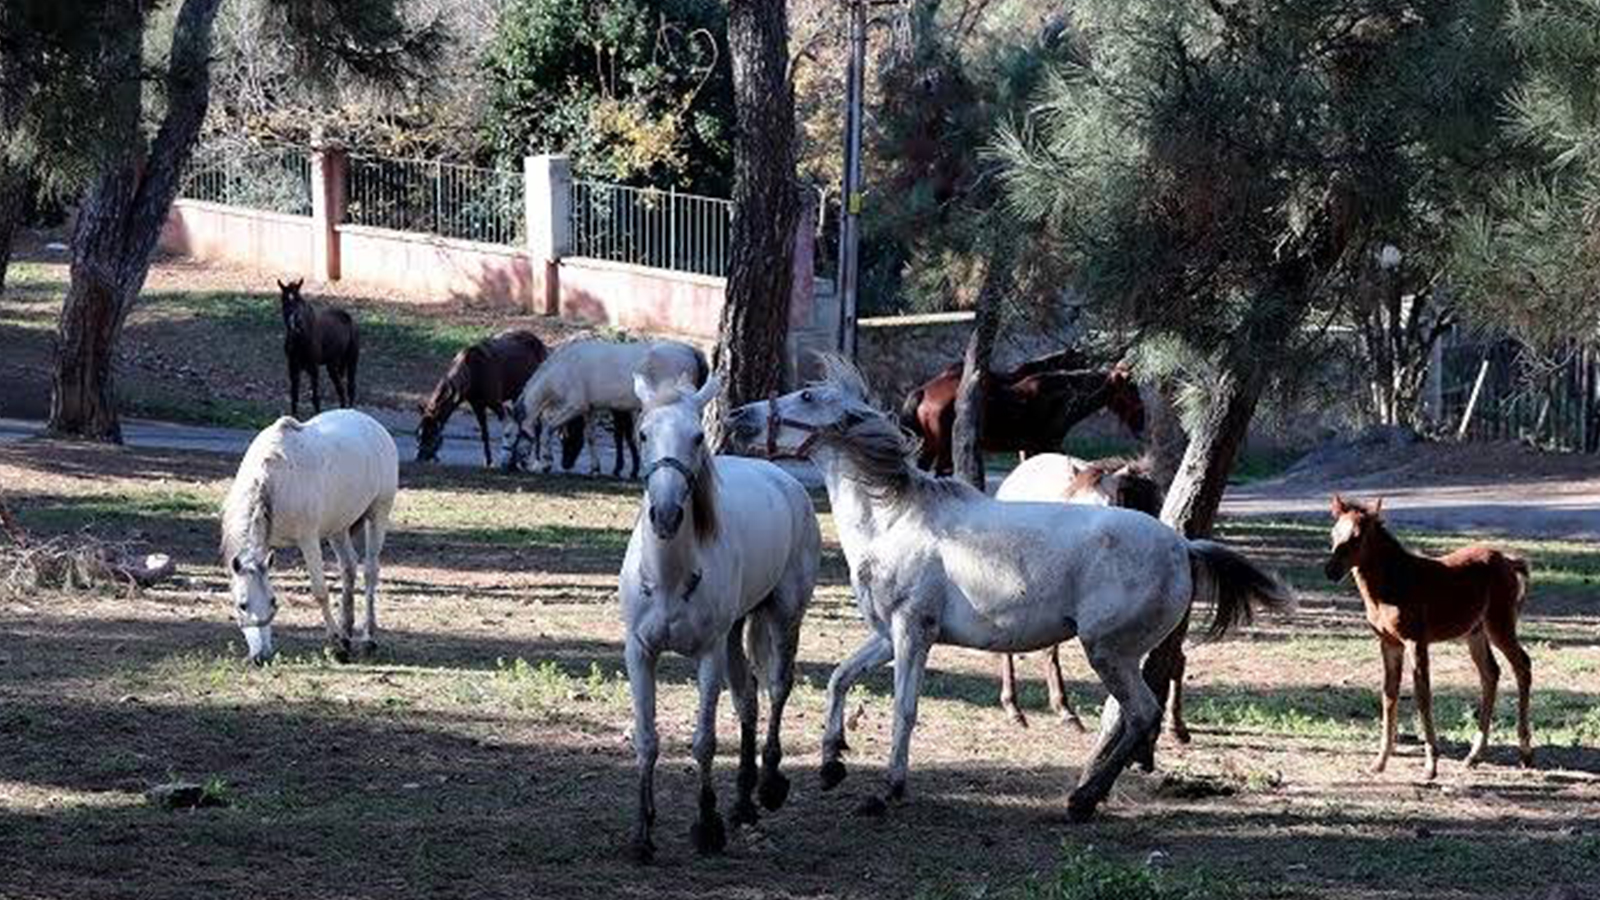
[[0, 165, 21, 296], [1158, 366, 1267, 539], [708, 0, 799, 448], [47, 0, 223, 442], [953, 280, 1002, 489], [1141, 377, 1186, 492]]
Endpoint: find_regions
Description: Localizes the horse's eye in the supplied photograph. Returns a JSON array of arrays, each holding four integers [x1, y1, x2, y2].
[[640, 433, 648, 443], [800, 390, 814, 403]]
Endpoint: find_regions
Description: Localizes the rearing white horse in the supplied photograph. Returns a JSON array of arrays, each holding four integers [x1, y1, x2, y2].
[[618, 374, 820, 861], [220, 409, 398, 664], [727, 356, 1292, 821]]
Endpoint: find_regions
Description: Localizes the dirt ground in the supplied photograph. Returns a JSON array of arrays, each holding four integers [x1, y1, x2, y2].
[[2, 438, 1598, 900]]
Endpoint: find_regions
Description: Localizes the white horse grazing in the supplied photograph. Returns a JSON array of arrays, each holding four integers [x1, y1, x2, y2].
[[504, 337, 706, 473], [996, 453, 1191, 743], [220, 409, 398, 664], [618, 374, 820, 861], [727, 356, 1292, 821]]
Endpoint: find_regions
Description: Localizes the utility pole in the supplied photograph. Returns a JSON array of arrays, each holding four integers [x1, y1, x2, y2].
[[835, 0, 867, 359]]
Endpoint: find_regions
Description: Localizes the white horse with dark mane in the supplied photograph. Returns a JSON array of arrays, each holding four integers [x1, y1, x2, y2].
[[727, 357, 1292, 821], [618, 373, 819, 861], [220, 409, 398, 664], [504, 337, 707, 473]]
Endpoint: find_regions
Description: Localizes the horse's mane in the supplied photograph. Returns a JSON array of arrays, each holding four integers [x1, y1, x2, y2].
[[813, 355, 979, 509], [641, 385, 719, 543], [425, 347, 477, 415], [220, 419, 299, 563]]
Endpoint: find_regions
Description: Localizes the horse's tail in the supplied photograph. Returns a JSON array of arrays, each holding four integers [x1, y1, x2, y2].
[[899, 387, 924, 436], [1186, 539, 1295, 640], [1507, 554, 1531, 609]]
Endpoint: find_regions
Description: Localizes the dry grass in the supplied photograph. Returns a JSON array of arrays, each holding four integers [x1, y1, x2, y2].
[[1, 439, 1598, 900]]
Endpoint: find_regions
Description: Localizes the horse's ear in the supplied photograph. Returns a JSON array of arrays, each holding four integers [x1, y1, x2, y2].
[[230, 553, 244, 575], [692, 374, 720, 409], [632, 372, 655, 407], [263, 550, 275, 568], [290, 278, 303, 291], [1372, 497, 1384, 516], [1331, 494, 1346, 516], [276, 279, 287, 291]]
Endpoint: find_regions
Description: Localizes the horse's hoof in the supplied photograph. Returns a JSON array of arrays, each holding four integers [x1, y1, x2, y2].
[[1006, 708, 1030, 729], [1063, 715, 1088, 735], [852, 795, 888, 818], [758, 771, 791, 811], [355, 639, 379, 660], [730, 799, 760, 827], [629, 837, 656, 864], [1065, 792, 1099, 824], [690, 812, 727, 855], [1520, 748, 1535, 769], [1369, 758, 1389, 775], [327, 641, 352, 664], [819, 759, 848, 791], [1169, 725, 1192, 745]]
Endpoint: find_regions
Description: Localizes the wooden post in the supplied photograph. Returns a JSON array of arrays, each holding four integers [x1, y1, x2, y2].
[[310, 146, 346, 282], [525, 154, 571, 316]]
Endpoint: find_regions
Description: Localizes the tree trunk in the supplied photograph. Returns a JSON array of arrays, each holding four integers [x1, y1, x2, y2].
[[708, 0, 799, 448], [953, 281, 1002, 489], [47, 0, 223, 442], [1158, 366, 1267, 539], [0, 165, 21, 296], [1141, 377, 1186, 492]]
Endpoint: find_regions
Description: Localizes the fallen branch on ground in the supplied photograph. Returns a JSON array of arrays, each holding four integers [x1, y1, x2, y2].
[[0, 494, 177, 596]]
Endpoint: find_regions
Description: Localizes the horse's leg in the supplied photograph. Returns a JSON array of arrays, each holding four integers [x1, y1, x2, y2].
[[626, 415, 640, 479], [332, 530, 358, 649], [755, 603, 802, 811], [328, 364, 348, 408], [1140, 607, 1191, 762], [474, 404, 493, 468], [1410, 640, 1439, 780], [309, 365, 322, 414], [1044, 643, 1087, 732], [725, 618, 761, 828], [610, 412, 626, 478], [345, 349, 358, 407], [288, 361, 300, 418], [586, 413, 603, 476], [1464, 628, 1500, 767], [1486, 616, 1534, 767], [1067, 640, 1162, 823], [998, 653, 1027, 727], [1166, 646, 1191, 744], [855, 610, 934, 817], [624, 637, 660, 863], [820, 631, 893, 790], [688, 650, 728, 855], [355, 502, 390, 657], [301, 538, 345, 660], [1372, 637, 1403, 773]]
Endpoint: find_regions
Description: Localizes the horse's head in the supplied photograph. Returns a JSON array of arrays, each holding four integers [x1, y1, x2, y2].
[[559, 417, 587, 471], [1326, 494, 1384, 581], [1104, 365, 1146, 437], [278, 278, 307, 327], [226, 549, 278, 665], [726, 354, 879, 459], [415, 401, 447, 462], [634, 373, 720, 541]]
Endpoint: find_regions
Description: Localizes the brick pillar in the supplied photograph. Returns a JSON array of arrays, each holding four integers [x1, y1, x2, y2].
[[311, 147, 347, 282], [525, 154, 572, 316]]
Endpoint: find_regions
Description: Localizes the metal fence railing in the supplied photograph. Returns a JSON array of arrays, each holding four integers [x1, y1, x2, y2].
[[180, 144, 313, 216], [570, 180, 732, 277], [344, 154, 524, 246]]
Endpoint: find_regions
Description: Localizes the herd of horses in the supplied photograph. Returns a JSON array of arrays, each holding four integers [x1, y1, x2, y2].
[[242, 280, 1538, 860]]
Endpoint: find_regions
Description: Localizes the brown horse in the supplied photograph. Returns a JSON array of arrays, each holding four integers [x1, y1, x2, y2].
[[993, 454, 1190, 746], [417, 330, 548, 467], [1325, 495, 1533, 779], [900, 357, 1145, 475], [280, 278, 359, 417]]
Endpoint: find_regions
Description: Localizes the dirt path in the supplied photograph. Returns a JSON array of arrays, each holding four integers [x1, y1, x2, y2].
[[1222, 435, 1600, 540]]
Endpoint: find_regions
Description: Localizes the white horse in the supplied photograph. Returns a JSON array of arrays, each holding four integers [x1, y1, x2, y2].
[[996, 453, 1191, 742], [726, 356, 1291, 821], [220, 409, 398, 664], [504, 337, 707, 474], [618, 373, 820, 861]]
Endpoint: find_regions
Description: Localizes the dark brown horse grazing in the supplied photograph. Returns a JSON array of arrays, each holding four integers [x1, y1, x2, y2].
[[558, 410, 639, 477], [900, 357, 1145, 474], [417, 330, 548, 467], [1326, 495, 1533, 779], [279, 278, 359, 418]]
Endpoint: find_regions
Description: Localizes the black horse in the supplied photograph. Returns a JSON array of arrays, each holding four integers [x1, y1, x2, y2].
[[279, 278, 359, 417]]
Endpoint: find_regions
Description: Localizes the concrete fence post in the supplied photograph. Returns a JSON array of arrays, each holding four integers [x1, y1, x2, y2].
[[525, 154, 572, 315], [310, 146, 347, 282]]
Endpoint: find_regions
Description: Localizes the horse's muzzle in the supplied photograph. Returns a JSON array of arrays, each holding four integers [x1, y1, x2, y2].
[[725, 404, 763, 444], [649, 502, 685, 539]]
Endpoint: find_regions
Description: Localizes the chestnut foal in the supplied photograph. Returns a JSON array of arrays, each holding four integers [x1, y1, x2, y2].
[[1325, 496, 1533, 779]]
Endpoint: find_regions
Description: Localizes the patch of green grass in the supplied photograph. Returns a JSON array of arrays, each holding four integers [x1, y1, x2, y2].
[[18, 489, 217, 534], [484, 658, 629, 710], [121, 392, 279, 430], [922, 844, 1239, 900]]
